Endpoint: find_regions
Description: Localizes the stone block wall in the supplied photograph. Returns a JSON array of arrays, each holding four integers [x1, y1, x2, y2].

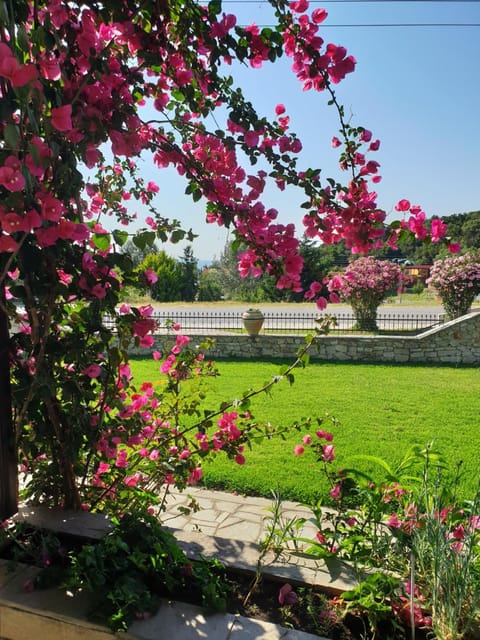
[[131, 310, 480, 365]]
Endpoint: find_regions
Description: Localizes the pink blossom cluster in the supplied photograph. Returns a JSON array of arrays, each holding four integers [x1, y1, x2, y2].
[[426, 251, 480, 318], [195, 410, 247, 465], [0, 0, 452, 302], [327, 256, 401, 304], [394, 199, 452, 248], [283, 1, 355, 90]]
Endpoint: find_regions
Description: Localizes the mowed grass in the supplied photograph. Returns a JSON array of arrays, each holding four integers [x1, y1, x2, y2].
[[129, 358, 480, 503]]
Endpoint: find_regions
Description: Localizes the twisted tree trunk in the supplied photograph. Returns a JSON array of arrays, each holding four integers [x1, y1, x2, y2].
[[0, 285, 18, 519]]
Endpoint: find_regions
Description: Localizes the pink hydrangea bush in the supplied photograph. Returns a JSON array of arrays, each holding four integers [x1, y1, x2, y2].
[[426, 252, 480, 319], [327, 257, 402, 330]]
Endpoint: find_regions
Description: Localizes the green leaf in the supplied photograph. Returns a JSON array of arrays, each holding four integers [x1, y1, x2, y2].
[[17, 25, 30, 52], [113, 229, 129, 246], [208, 0, 222, 15], [133, 231, 156, 250], [170, 229, 186, 243], [268, 48, 277, 63], [0, 1, 9, 23], [192, 189, 202, 203], [300, 353, 310, 367], [93, 233, 111, 251], [346, 453, 394, 477], [171, 89, 185, 101], [4, 123, 20, 150]]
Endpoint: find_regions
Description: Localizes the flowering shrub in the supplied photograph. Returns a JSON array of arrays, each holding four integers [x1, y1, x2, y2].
[[327, 257, 402, 330], [0, 0, 456, 519], [290, 437, 480, 639], [426, 252, 480, 319]]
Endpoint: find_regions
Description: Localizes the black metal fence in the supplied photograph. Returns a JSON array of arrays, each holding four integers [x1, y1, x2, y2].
[[104, 311, 444, 335]]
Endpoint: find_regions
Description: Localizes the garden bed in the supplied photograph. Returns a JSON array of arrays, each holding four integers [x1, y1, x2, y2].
[[0, 514, 432, 640]]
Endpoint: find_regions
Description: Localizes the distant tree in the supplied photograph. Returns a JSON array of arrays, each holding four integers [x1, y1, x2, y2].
[[441, 213, 469, 245], [197, 268, 224, 301], [461, 212, 480, 248], [179, 246, 198, 302], [138, 252, 183, 302], [395, 232, 445, 266], [122, 239, 159, 267]]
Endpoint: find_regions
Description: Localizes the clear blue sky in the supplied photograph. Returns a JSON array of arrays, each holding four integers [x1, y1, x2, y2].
[[122, 0, 480, 260]]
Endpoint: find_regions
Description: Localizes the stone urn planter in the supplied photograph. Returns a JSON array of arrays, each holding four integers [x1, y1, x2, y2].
[[242, 308, 264, 336]]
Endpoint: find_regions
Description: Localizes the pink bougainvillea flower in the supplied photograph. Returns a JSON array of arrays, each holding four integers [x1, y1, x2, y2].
[[316, 531, 327, 544], [315, 296, 327, 310], [145, 216, 158, 230], [1, 213, 25, 233], [56, 269, 73, 286], [138, 304, 154, 317], [311, 8, 328, 23], [9, 64, 37, 87], [51, 105, 73, 132], [114, 450, 128, 469], [289, 0, 309, 13], [175, 334, 190, 347], [395, 199, 411, 212], [278, 583, 298, 606], [90, 283, 107, 299], [124, 474, 141, 487], [0, 160, 26, 192], [39, 55, 62, 81], [160, 354, 176, 374], [40, 192, 64, 222], [304, 280, 322, 300], [0, 44, 38, 87], [188, 467, 203, 484], [139, 335, 154, 348], [0, 234, 19, 252], [331, 136, 341, 148], [234, 453, 246, 465], [82, 364, 102, 378], [146, 181, 159, 193], [119, 303, 131, 314], [322, 444, 335, 461], [329, 483, 342, 500], [144, 268, 158, 285], [448, 242, 461, 254], [243, 130, 260, 148], [430, 218, 447, 243]]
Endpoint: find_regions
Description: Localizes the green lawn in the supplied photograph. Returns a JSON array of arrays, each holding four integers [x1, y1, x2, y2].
[[129, 358, 480, 503]]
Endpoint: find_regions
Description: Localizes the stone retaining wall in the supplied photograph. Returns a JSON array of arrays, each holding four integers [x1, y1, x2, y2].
[[132, 310, 480, 365]]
